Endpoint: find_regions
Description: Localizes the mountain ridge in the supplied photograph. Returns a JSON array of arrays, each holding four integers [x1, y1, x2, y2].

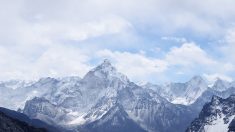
[[187, 95, 235, 132], [20, 60, 196, 132], [1, 60, 235, 132]]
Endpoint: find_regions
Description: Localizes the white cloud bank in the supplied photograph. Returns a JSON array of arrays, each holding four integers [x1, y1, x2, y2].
[[95, 42, 235, 83], [0, 45, 91, 80], [0, 0, 235, 83], [96, 49, 168, 82], [166, 42, 216, 67]]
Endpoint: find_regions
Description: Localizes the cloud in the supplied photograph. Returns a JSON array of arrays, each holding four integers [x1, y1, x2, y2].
[[31, 46, 92, 78], [0, 0, 235, 83], [163, 42, 235, 82], [219, 27, 235, 63], [0, 45, 91, 81], [165, 42, 216, 67], [31, 16, 132, 43], [2, 0, 235, 47], [95, 42, 231, 83], [0, 14, 131, 47], [161, 36, 187, 43], [2, 39, 233, 84], [1, 0, 235, 47], [96, 49, 168, 82]]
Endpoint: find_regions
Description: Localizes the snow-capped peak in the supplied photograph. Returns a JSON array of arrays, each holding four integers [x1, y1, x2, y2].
[[103, 59, 112, 66], [92, 59, 116, 74], [212, 78, 231, 92], [186, 75, 208, 94], [188, 75, 206, 85], [162, 75, 208, 105], [187, 95, 235, 132], [84, 59, 129, 85]]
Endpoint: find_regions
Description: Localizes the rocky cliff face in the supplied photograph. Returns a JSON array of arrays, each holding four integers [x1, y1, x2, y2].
[[81, 103, 147, 132], [187, 95, 235, 132]]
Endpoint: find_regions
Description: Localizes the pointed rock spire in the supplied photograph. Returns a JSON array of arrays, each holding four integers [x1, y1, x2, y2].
[[103, 59, 112, 65], [82, 59, 129, 86], [92, 59, 116, 73]]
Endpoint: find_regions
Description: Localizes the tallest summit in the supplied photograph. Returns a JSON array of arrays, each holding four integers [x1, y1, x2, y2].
[[83, 59, 129, 86], [93, 59, 116, 74], [103, 59, 111, 65]]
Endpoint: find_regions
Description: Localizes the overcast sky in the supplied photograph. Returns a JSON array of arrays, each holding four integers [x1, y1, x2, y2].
[[0, 0, 235, 84]]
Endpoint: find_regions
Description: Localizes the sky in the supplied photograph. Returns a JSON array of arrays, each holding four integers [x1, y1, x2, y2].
[[0, 0, 235, 84]]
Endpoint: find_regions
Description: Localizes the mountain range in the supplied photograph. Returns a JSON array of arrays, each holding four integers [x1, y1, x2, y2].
[[1, 59, 235, 132]]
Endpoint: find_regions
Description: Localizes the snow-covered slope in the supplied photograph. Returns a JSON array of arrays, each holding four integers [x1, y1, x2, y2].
[[21, 60, 133, 129], [0, 76, 82, 110], [187, 95, 235, 132], [23, 97, 68, 126], [0, 80, 37, 109], [82, 103, 147, 132], [190, 86, 235, 114], [5, 60, 235, 132], [19, 60, 196, 132], [123, 84, 196, 132], [142, 77, 235, 106], [143, 76, 208, 105], [211, 78, 234, 92]]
